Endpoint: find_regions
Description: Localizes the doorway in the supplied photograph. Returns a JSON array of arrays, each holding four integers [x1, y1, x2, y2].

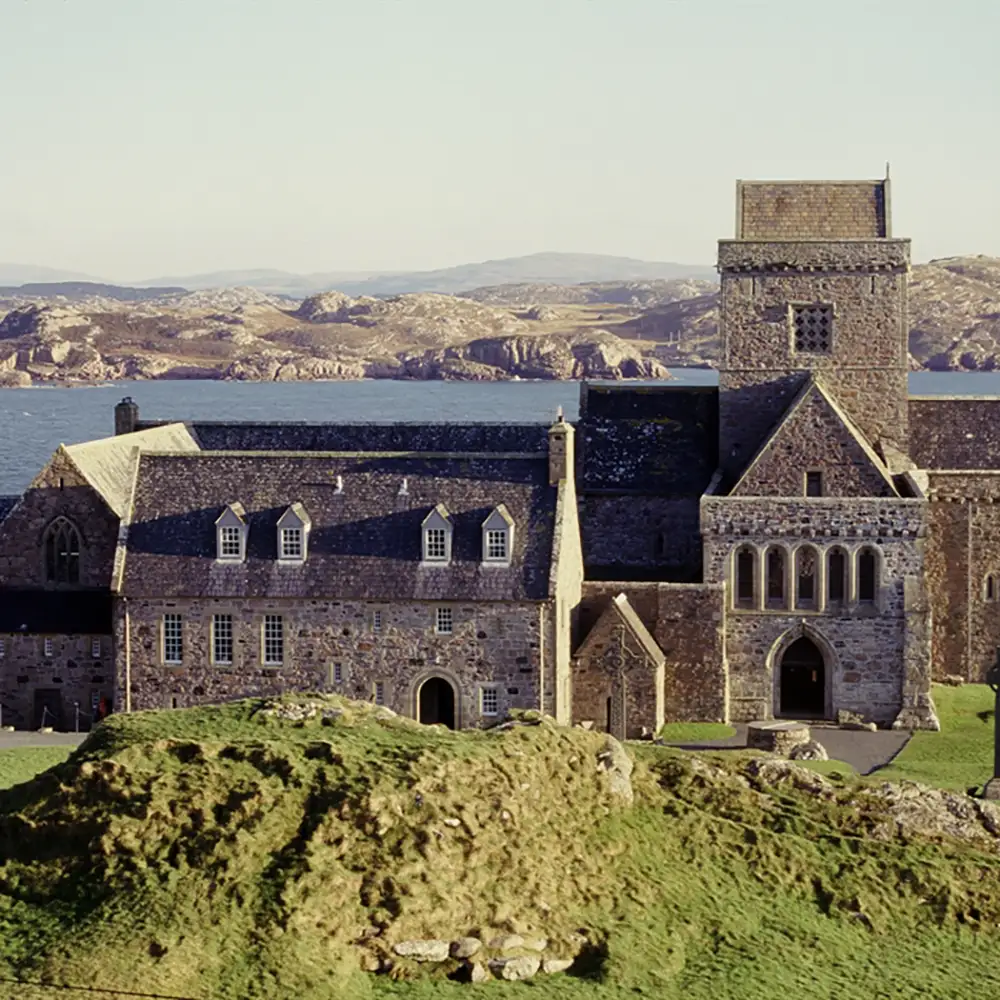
[[418, 677, 456, 729], [34, 689, 64, 730], [778, 636, 826, 717]]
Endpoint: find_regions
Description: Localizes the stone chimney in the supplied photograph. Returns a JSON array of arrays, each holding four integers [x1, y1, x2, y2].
[[548, 408, 575, 486], [115, 397, 139, 436]]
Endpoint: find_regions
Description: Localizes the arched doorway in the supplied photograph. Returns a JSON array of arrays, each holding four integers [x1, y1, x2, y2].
[[418, 677, 456, 729], [778, 636, 825, 717]]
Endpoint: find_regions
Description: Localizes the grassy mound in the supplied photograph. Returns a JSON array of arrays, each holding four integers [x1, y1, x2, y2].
[[1, 694, 1000, 999]]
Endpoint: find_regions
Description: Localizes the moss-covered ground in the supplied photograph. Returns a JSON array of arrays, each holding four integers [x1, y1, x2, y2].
[[1, 688, 999, 999]]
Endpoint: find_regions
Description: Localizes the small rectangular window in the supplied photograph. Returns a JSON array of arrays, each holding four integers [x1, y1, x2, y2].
[[263, 614, 284, 665], [90, 638, 102, 659], [333, 662, 343, 684], [481, 687, 499, 716], [280, 527, 303, 560], [374, 681, 386, 706], [425, 528, 447, 561], [435, 606, 453, 635], [219, 525, 242, 559], [163, 614, 182, 664], [213, 614, 233, 664], [805, 471, 823, 497], [485, 529, 508, 561], [372, 610, 382, 633], [43, 637, 53, 657], [0, 638, 5, 658]]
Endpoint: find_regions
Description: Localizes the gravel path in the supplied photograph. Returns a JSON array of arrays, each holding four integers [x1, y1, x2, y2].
[[664, 722, 911, 776], [0, 732, 87, 750]]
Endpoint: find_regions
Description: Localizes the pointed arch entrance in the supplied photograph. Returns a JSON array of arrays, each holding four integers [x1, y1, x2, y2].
[[418, 676, 456, 729], [778, 636, 826, 718]]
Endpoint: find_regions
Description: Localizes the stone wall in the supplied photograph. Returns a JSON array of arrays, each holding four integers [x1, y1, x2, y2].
[[577, 582, 726, 723], [579, 496, 702, 582], [717, 268, 910, 476], [571, 612, 662, 740], [925, 473, 1000, 681], [0, 632, 112, 730], [115, 597, 547, 727], [0, 449, 120, 589], [703, 495, 931, 725]]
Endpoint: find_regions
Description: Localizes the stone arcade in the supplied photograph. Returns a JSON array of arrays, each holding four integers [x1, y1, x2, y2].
[[1, 177, 996, 735]]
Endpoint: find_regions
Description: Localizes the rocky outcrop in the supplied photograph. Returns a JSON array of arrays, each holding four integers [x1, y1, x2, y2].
[[0, 256, 996, 382]]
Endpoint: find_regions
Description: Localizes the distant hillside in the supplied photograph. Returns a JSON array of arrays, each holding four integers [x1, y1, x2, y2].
[[136, 253, 715, 297], [0, 263, 103, 285], [0, 281, 187, 302], [0, 256, 996, 385]]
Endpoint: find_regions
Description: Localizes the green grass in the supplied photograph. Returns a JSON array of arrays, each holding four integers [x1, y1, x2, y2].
[[0, 747, 72, 791], [657, 722, 737, 742], [878, 683, 995, 791], [2, 693, 1000, 999]]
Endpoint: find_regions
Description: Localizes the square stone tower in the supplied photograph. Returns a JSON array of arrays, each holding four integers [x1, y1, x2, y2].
[[716, 178, 911, 480]]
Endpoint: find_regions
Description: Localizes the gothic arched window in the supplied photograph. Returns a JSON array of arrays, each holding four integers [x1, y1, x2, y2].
[[44, 518, 81, 584], [795, 546, 818, 609], [858, 547, 878, 604], [766, 546, 787, 608], [827, 547, 848, 604], [734, 546, 756, 608]]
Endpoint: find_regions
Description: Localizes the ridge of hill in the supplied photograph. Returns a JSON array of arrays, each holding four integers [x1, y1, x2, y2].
[[2, 693, 1000, 999]]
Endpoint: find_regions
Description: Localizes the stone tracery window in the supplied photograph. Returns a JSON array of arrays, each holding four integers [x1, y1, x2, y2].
[[795, 546, 818, 609], [44, 517, 81, 584], [792, 304, 833, 354]]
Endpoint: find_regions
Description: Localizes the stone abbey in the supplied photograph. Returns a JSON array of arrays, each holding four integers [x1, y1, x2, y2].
[[1, 177, 996, 736]]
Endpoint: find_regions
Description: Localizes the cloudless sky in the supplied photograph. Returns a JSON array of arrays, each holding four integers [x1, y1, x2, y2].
[[1, 0, 997, 279]]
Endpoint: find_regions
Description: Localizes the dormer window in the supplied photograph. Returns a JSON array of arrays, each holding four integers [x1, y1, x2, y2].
[[482, 505, 514, 566], [215, 503, 247, 563], [422, 504, 452, 565], [277, 503, 310, 564]]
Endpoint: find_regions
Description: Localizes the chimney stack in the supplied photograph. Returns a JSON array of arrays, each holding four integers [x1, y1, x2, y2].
[[548, 411, 575, 486], [114, 397, 139, 436]]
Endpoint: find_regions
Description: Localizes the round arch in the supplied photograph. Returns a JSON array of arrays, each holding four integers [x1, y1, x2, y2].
[[766, 623, 837, 720], [410, 669, 463, 730]]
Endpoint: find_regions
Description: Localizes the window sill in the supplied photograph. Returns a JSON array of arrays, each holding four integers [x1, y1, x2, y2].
[[420, 560, 451, 569], [481, 560, 512, 568]]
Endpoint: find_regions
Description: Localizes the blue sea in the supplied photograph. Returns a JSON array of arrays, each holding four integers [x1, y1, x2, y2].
[[0, 370, 995, 496]]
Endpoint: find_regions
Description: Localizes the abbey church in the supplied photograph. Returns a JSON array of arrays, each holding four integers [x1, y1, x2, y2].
[[1, 177, 996, 736]]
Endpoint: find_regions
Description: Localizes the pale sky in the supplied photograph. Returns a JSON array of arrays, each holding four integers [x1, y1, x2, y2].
[[1, 0, 997, 280]]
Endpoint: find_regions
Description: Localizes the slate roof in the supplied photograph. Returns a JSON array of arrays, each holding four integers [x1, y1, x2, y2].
[[65, 423, 200, 517], [574, 592, 665, 666], [909, 397, 1000, 470], [0, 497, 18, 523], [187, 422, 550, 454], [577, 384, 719, 495], [0, 589, 112, 634], [122, 452, 557, 601]]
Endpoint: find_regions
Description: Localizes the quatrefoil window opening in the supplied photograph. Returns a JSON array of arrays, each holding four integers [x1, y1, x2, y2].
[[792, 304, 833, 354]]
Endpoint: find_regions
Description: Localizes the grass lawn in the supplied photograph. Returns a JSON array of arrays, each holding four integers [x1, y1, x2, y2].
[[877, 683, 994, 791], [657, 722, 736, 742], [0, 747, 72, 791]]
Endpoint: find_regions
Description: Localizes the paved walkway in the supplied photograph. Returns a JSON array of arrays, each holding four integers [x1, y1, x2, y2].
[[0, 731, 88, 750], [664, 723, 911, 776]]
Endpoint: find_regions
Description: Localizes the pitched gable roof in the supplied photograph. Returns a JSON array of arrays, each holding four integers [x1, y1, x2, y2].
[[122, 452, 557, 601], [64, 423, 200, 517], [729, 378, 898, 498], [575, 592, 665, 667]]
